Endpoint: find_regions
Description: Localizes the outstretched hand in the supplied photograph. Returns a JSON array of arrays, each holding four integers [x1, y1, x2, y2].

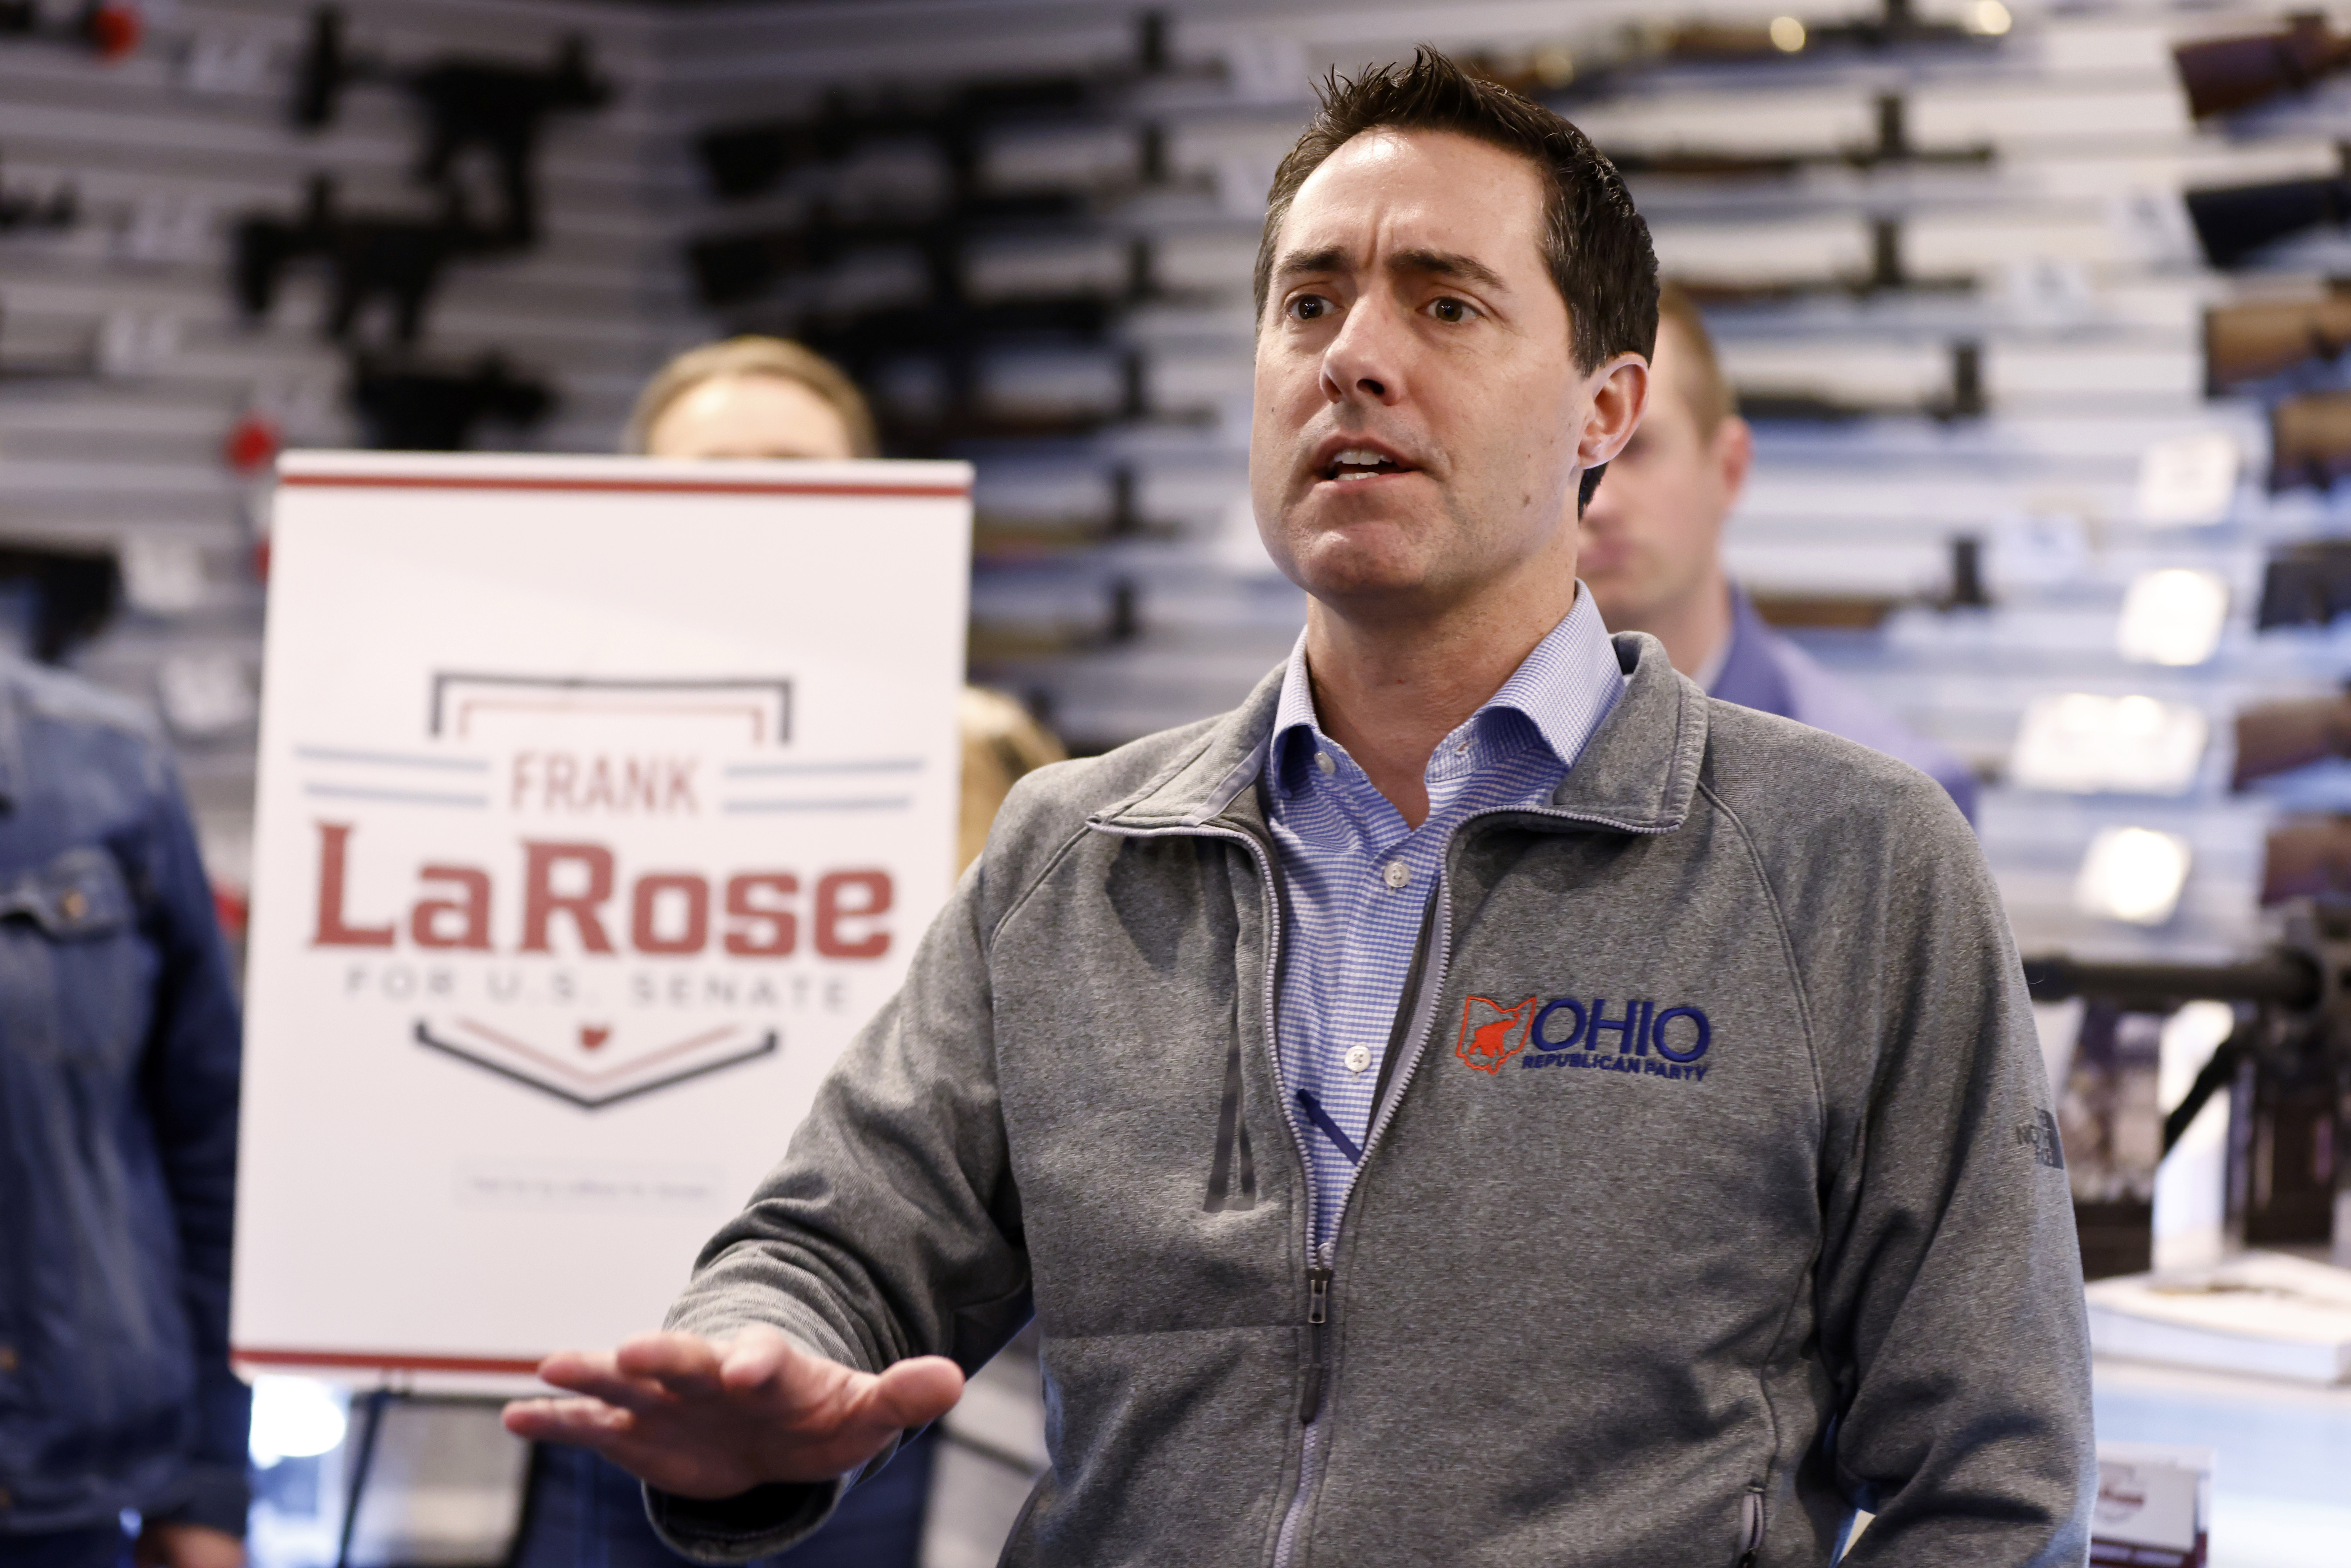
[[502, 1325, 964, 1499]]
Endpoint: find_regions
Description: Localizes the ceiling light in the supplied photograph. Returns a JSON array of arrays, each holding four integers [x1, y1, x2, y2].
[[2117, 569, 2229, 667], [1968, 1, 2013, 37], [1769, 16, 1806, 52], [2075, 827, 2193, 926]]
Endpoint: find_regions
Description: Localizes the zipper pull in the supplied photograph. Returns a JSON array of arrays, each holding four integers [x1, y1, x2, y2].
[[1299, 1265, 1333, 1423]]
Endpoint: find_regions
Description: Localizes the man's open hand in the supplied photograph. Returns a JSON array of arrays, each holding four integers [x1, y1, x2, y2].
[[502, 1325, 963, 1499]]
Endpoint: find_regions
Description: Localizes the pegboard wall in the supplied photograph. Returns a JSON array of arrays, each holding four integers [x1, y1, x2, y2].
[[8, 0, 2351, 966], [0, 0, 699, 911], [657, 0, 2351, 965]]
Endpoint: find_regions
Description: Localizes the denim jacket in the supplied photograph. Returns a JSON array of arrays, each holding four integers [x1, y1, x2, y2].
[[0, 658, 248, 1537]]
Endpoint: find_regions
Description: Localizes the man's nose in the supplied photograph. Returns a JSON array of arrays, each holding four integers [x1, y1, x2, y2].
[[1320, 296, 1407, 406]]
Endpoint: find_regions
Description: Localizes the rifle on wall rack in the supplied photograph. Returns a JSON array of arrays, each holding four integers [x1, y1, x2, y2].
[[346, 350, 553, 451], [1674, 215, 1974, 307], [2255, 537, 2351, 626], [291, 5, 610, 245], [2174, 13, 2351, 120], [695, 13, 1174, 205], [2184, 149, 2351, 270], [2264, 391, 2351, 490], [2205, 288, 2351, 393], [1607, 92, 1994, 180], [1654, 0, 2010, 62], [233, 175, 505, 344], [1736, 338, 1985, 423]]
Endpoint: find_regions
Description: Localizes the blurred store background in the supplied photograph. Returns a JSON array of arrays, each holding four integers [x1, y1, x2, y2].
[[7, 0, 2351, 1564]]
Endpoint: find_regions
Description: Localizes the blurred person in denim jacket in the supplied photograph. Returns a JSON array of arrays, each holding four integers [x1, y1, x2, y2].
[[1578, 284, 1978, 820], [0, 657, 248, 1568]]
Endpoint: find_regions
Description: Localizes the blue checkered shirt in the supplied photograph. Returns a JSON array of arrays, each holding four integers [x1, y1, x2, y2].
[[1264, 590, 1626, 1247]]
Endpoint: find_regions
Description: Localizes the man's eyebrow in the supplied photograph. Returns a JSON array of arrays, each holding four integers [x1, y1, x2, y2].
[[1271, 245, 1348, 283], [1386, 247, 1508, 291]]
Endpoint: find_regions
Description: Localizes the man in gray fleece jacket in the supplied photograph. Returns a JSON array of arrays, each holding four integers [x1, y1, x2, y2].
[[507, 51, 2094, 1567]]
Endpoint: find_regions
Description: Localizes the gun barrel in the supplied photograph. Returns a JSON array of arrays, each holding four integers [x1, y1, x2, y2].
[[2021, 952, 2320, 1009]]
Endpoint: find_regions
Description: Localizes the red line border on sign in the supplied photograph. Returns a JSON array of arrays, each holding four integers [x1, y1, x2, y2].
[[235, 1346, 545, 1375], [278, 473, 969, 498]]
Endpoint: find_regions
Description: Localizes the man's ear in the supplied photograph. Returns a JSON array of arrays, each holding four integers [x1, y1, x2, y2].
[[1579, 354, 1649, 469], [1712, 414, 1755, 499]]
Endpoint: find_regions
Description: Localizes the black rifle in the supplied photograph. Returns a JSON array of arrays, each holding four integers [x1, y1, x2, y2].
[[292, 5, 610, 245], [1609, 92, 1993, 180], [2023, 900, 2348, 1256], [347, 350, 553, 450], [1674, 215, 1974, 306], [683, 191, 1094, 309], [233, 174, 503, 343], [2184, 145, 2351, 270], [1736, 339, 1986, 424], [2257, 537, 2351, 625], [2174, 13, 2351, 120], [695, 14, 1170, 204]]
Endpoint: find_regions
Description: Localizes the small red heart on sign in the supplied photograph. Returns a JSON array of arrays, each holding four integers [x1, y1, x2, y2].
[[579, 1025, 611, 1051]]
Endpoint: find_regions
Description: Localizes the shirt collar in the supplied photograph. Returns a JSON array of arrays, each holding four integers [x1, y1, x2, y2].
[[1269, 582, 1626, 793]]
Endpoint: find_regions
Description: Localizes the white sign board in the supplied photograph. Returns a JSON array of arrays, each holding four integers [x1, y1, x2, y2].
[[231, 452, 970, 1387]]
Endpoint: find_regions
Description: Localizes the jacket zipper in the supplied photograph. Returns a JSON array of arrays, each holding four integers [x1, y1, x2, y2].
[[1738, 1483, 1765, 1566], [1092, 799, 1675, 1567]]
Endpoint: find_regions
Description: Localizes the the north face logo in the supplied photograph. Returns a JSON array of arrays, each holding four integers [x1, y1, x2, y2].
[[1455, 994, 1537, 1074]]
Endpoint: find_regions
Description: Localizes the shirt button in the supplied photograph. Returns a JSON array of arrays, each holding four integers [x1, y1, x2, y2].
[[1382, 862, 1410, 889], [1314, 751, 1335, 776], [1345, 1045, 1371, 1074], [0, 1344, 15, 1373], [59, 890, 86, 921]]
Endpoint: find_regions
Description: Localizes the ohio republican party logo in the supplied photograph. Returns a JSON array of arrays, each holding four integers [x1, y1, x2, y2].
[[301, 671, 907, 1110], [1455, 992, 1714, 1083]]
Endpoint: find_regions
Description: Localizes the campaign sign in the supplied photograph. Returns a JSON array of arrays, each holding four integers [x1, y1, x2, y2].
[[231, 452, 970, 1387]]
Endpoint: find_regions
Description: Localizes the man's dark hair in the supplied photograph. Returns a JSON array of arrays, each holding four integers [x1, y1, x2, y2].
[[1254, 48, 1659, 511]]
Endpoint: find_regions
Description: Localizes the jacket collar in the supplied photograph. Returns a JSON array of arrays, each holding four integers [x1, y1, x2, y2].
[[1092, 630, 1706, 837]]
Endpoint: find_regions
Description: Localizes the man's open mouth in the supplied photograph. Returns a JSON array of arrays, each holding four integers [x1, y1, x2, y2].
[[1320, 446, 1415, 482]]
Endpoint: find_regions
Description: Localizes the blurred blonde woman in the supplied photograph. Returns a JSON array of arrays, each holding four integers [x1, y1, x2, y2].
[[628, 336, 1064, 874]]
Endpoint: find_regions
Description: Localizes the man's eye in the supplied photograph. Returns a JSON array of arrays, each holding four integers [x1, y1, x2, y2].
[[1290, 295, 1331, 321], [1429, 297, 1473, 324]]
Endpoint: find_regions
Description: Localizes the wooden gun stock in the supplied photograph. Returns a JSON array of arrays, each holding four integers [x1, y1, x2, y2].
[[2234, 696, 2351, 788], [2267, 392, 2351, 490], [2206, 291, 2351, 392], [2174, 15, 2351, 119], [2264, 816, 2351, 903]]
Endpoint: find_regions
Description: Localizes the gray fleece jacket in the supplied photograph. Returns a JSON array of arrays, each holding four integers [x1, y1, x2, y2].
[[651, 632, 2094, 1568]]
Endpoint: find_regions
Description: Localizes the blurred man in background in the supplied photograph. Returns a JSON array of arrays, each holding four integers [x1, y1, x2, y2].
[[509, 335, 1059, 1568], [1578, 284, 1979, 820], [0, 662, 249, 1568]]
